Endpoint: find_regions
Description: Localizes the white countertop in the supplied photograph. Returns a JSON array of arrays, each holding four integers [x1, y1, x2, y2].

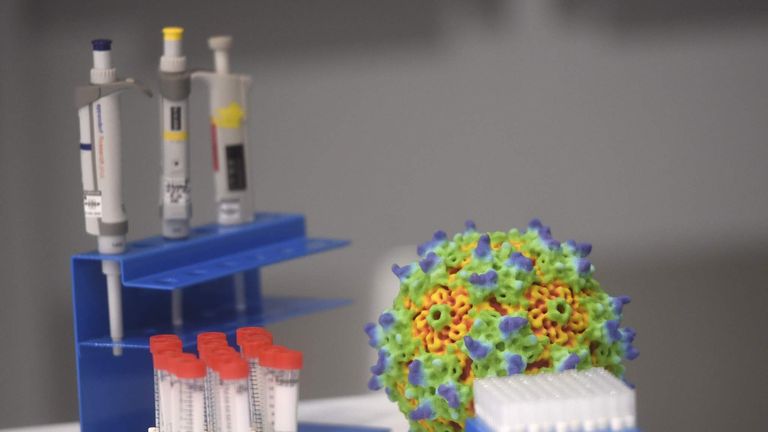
[[0, 393, 409, 432]]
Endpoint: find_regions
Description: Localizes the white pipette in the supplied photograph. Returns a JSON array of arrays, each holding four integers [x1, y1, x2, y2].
[[158, 26, 192, 329], [76, 38, 152, 356], [159, 27, 192, 240], [193, 36, 254, 314], [193, 35, 254, 226]]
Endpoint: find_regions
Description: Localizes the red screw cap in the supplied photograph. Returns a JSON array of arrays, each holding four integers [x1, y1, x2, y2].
[[155, 350, 184, 372], [168, 353, 198, 376], [175, 357, 206, 379], [262, 348, 303, 371], [197, 332, 227, 346], [217, 356, 249, 380], [149, 335, 182, 354], [241, 335, 271, 360], [152, 349, 178, 369], [236, 327, 273, 346], [209, 348, 239, 369], [198, 339, 229, 357], [254, 345, 287, 364]]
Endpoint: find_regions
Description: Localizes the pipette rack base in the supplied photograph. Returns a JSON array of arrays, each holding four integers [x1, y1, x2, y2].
[[72, 213, 350, 432]]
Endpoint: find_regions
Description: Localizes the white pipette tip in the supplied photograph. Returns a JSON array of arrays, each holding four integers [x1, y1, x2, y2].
[[172, 291, 184, 328], [234, 273, 247, 313], [103, 261, 124, 356]]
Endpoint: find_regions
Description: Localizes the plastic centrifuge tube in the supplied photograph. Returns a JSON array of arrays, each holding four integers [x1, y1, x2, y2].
[[169, 353, 198, 432], [156, 351, 184, 432], [241, 335, 272, 431], [198, 346, 217, 432], [150, 335, 182, 430], [174, 356, 207, 432], [203, 347, 238, 432], [261, 348, 303, 432], [215, 355, 251, 432], [256, 346, 285, 432]]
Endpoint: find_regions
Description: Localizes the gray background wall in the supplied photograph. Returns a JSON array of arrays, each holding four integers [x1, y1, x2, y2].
[[1, 0, 767, 430]]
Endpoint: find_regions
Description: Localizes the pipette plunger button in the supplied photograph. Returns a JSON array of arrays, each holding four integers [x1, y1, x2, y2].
[[91, 39, 112, 51]]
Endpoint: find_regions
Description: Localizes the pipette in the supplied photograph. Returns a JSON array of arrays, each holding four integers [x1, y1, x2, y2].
[[159, 27, 192, 240], [193, 35, 255, 314], [193, 35, 254, 226], [158, 26, 193, 331], [76, 38, 152, 356]]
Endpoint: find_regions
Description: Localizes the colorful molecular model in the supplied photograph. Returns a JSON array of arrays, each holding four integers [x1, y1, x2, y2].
[[365, 220, 638, 432]]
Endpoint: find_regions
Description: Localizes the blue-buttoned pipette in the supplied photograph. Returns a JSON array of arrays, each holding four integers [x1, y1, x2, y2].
[[77, 39, 152, 355]]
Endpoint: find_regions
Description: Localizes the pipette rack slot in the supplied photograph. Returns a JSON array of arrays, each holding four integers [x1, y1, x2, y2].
[[71, 212, 350, 432]]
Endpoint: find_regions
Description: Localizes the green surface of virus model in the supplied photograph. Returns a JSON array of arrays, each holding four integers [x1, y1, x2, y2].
[[364, 220, 638, 432]]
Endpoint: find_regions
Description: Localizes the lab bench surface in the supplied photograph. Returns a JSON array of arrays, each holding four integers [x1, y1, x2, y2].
[[0, 393, 409, 432]]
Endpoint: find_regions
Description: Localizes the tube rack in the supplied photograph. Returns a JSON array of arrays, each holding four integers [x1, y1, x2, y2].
[[71, 212, 351, 432]]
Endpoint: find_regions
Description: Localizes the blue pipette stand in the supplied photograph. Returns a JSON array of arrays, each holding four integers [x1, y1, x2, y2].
[[71, 213, 352, 432]]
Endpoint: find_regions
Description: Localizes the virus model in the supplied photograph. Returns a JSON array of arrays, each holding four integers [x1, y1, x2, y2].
[[365, 220, 638, 432]]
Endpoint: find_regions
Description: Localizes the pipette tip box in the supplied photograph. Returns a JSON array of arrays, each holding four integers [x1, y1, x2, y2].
[[466, 368, 638, 432]]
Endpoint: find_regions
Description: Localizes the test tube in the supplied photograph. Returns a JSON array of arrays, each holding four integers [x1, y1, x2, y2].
[[255, 346, 285, 432], [197, 342, 219, 432], [236, 326, 273, 350], [203, 346, 238, 432], [174, 356, 207, 432], [156, 350, 184, 432], [261, 348, 303, 432], [241, 335, 272, 431], [150, 335, 182, 430], [215, 355, 251, 432], [169, 353, 198, 432]]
